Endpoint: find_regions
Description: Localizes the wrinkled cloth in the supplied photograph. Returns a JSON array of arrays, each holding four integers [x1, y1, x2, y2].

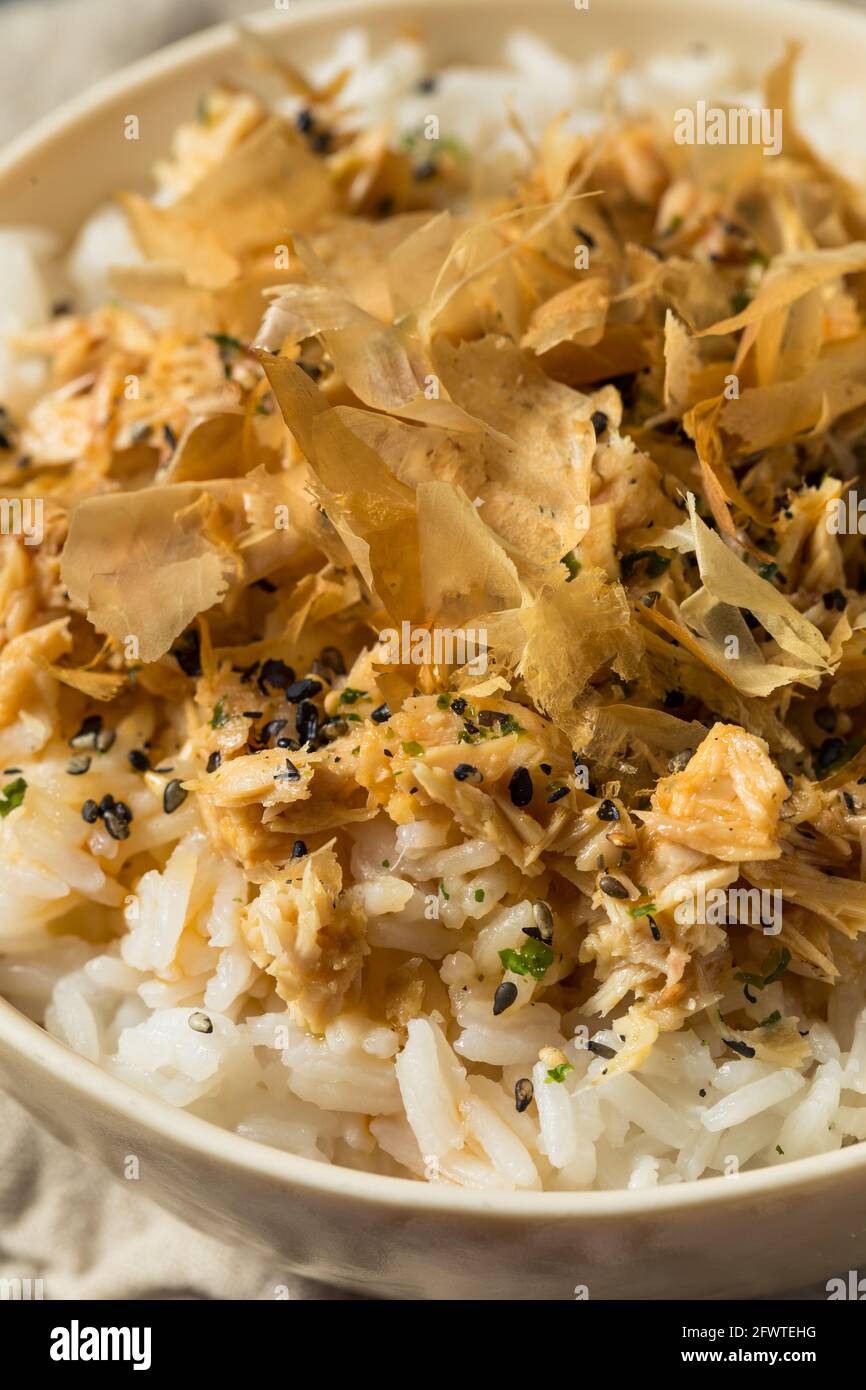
[[0, 1091, 359, 1300]]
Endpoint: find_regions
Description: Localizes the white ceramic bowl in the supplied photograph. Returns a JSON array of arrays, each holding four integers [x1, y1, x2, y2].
[[3, 0, 866, 1301]]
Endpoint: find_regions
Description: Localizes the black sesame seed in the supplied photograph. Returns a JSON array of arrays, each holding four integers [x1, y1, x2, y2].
[[103, 808, 130, 840], [98, 793, 116, 815], [413, 159, 438, 181], [311, 130, 333, 155], [540, 763, 552, 775], [163, 424, 177, 451], [843, 791, 857, 813], [599, 874, 630, 899], [188, 1011, 213, 1034], [128, 749, 150, 772], [206, 750, 221, 774], [81, 799, 99, 824], [276, 737, 300, 750], [291, 839, 308, 859], [783, 772, 794, 792], [259, 719, 288, 745], [276, 758, 300, 782], [258, 658, 294, 696], [587, 1040, 616, 1059], [508, 766, 533, 807], [450, 697, 467, 716], [590, 410, 608, 437], [296, 108, 315, 133], [531, 900, 554, 942], [640, 591, 661, 608], [648, 915, 661, 941], [285, 678, 322, 704], [724, 1038, 756, 1058], [514, 1077, 534, 1112], [416, 74, 437, 93], [493, 981, 519, 1016], [66, 754, 91, 776], [663, 689, 685, 709], [547, 786, 568, 803], [295, 700, 319, 746], [113, 800, 133, 824], [371, 702, 391, 724], [453, 763, 482, 784], [163, 779, 188, 814], [242, 710, 263, 721], [253, 577, 277, 593], [699, 1088, 707, 1098], [596, 798, 620, 822], [95, 728, 116, 753], [69, 714, 103, 749]]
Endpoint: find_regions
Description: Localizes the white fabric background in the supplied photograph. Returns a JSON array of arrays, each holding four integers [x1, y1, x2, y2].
[[0, 0, 857, 1301]]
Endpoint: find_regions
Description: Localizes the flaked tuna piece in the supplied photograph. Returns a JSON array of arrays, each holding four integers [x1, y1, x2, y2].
[[638, 723, 788, 862], [241, 846, 367, 1031]]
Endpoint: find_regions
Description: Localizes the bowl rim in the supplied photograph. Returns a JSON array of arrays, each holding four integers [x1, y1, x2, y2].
[[3, 0, 866, 1222]]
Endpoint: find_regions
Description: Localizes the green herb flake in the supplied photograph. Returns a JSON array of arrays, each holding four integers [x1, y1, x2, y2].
[[207, 332, 244, 354], [561, 551, 581, 582], [775, 1144, 784, 1155], [498, 938, 555, 981], [760, 1010, 782, 1029], [439, 881, 450, 901], [544, 1063, 574, 1084], [0, 776, 26, 817], [629, 901, 657, 919], [474, 889, 485, 903], [757, 561, 779, 582], [436, 693, 452, 710], [762, 947, 791, 986], [621, 549, 672, 581], [402, 740, 424, 757], [210, 699, 229, 729], [339, 687, 369, 705]]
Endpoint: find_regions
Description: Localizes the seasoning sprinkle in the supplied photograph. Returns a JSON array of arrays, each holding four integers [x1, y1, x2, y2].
[[188, 1011, 213, 1035], [599, 874, 630, 899], [531, 899, 554, 942], [128, 749, 150, 772], [206, 750, 221, 774], [163, 779, 188, 814], [291, 839, 308, 859], [66, 754, 92, 776], [371, 702, 391, 724], [81, 799, 99, 824], [508, 766, 533, 807], [514, 1077, 534, 1113], [285, 677, 322, 704], [493, 981, 519, 1016], [596, 798, 620, 822], [453, 763, 482, 784]]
